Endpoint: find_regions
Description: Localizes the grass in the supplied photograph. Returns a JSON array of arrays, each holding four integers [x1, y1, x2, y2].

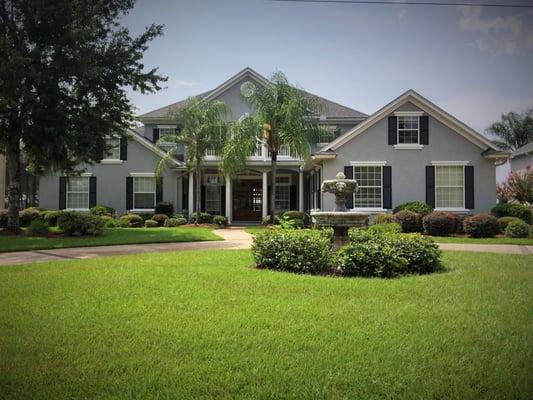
[[245, 226, 533, 245], [0, 250, 532, 399], [0, 227, 222, 253]]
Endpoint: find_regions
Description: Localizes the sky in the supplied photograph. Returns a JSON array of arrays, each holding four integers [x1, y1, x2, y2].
[[122, 0, 533, 136]]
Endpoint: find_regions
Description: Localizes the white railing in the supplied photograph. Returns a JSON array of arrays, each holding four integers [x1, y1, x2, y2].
[[204, 141, 299, 160]]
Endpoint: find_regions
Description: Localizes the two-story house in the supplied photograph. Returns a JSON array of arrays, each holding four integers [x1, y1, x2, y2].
[[38, 68, 508, 223]]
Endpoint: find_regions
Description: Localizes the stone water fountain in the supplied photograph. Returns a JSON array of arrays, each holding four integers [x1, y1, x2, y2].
[[311, 172, 369, 247]]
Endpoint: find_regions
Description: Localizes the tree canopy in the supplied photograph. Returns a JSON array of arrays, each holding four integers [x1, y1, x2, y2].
[[488, 109, 533, 151]]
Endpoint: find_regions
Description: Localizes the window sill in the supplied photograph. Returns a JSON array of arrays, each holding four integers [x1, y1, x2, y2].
[[66, 208, 89, 211], [349, 208, 388, 213], [130, 209, 155, 213], [435, 208, 470, 213], [100, 159, 123, 164], [393, 144, 424, 150]]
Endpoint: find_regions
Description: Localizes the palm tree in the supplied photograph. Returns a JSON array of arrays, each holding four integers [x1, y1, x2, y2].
[[488, 109, 533, 151], [156, 97, 230, 224], [221, 71, 324, 220]]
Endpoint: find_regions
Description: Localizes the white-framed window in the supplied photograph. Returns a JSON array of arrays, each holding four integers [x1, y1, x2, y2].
[[133, 177, 156, 209], [67, 176, 89, 210], [104, 136, 121, 160], [205, 175, 221, 214], [353, 165, 383, 208], [275, 175, 291, 212], [435, 165, 464, 208], [397, 116, 419, 144]]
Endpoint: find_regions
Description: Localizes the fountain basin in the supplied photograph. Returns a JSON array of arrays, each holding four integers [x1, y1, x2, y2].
[[311, 211, 369, 248]]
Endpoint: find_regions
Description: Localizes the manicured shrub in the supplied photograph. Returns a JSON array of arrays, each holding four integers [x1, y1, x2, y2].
[[26, 220, 49, 236], [152, 213, 169, 226], [504, 220, 530, 238], [119, 213, 144, 228], [89, 205, 115, 217], [144, 219, 159, 228], [252, 229, 332, 274], [278, 215, 305, 229], [41, 210, 62, 226], [0, 210, 8, 228], [491, 202, 532, 224], [164, 217, 186, 227], [213, 215, 229, 227], [155, 201, 174, 217], [497, 216, 523, 233], [367, 222, 402, 234], [105, 218, 120, 228], [393, 201, 433, 217], [262, 215, 280, 226], [393, 210, 421, 233], [282, 210, 311, 226], [463, 213, 499, 238], [189, 212, 213, 224], [57, 211, 105, 236], [422, 211, 459, 236], [338, 230, 441, 277], [373, 213, 394, 224], [19, 207, 43, 227]]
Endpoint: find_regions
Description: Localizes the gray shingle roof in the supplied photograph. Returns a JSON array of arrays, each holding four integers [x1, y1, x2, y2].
[[138, 90, 214, 119], [512, 141, 533, 158]]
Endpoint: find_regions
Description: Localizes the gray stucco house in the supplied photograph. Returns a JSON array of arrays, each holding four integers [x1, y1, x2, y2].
[[39, 68, 508, 223]]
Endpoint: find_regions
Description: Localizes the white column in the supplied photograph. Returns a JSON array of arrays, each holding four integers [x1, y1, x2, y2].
[[225, 175, 232, 223], [262, 171, 268, 219], [298, 169, 304, 212], [188, 172, 194, 217]]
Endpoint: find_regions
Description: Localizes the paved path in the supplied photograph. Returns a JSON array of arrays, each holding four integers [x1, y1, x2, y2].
[[0, 229, 532, 266]]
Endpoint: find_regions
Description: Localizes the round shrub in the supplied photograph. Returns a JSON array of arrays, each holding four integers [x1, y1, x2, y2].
[[42, 210, 62, 226], [105, 218, 119, 228], [422, 211, 459, 236], [497, 216, 523, 233], [463, 213, 499, 238], [282, 210, 311, 226], [393, 210, 421, 233], [144, 219, 159, 228], [252, 229, 332, 274], [373, 213, 394, 224], [164, 217, 186, 227], [152, 213, 169, 226], [491, 202, 532, 224], [189, 212, 213, 224], [504, 220, 530, 238], [393, 201, 433, 217], [89, 205, 115, 217], [26, 220, 49, 236], [367, 222, 402, 234], [213, 215, 228, 227], [57, 211, 105, 236], [155, 201, 174, 217], [119, 213, 144, 228], [19, 207, 43, 227]]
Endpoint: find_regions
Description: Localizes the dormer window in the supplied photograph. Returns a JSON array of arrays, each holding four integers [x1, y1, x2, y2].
[[397, 116, 419, 144], [389, 111, 427, 149]]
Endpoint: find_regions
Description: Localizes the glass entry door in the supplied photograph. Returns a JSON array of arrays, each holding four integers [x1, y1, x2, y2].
[[232, 180, 262, 221]]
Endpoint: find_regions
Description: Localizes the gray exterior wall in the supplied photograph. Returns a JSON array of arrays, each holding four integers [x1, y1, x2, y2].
[[39, 139, 183, 214], [510, 154, 532, 172], [321, 102, 497, 213]]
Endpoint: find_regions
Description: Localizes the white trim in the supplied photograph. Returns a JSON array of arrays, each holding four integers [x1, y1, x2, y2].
[[130, 209, 155, 213], [80, 172, 93, 177], [349, 160, 387, 166], [349, 208, 387, 213], [157, 125, 176, 129], [431, 160, 470, 166], [394, 111, 424, 117], [203, 67, 270, 102], [130, 172, 155, 177], [434, 165, 466, 209], [65, 208, 89, 212], [100, 159, 123, 165], [435, 208, 470, 213], [394, 144, 424, 150], [397, 115, 420, 145]]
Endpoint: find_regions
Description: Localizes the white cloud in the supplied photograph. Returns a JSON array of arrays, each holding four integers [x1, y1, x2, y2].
[[458, 6, 533, 55]]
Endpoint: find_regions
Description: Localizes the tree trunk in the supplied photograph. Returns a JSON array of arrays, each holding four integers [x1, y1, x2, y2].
[[195, 161, 201, 226], [6, 136, 22, 231], [270, 152, 277, 221]]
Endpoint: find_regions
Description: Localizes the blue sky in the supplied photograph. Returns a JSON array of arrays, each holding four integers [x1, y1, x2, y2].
[[123, 0, 533, 135]]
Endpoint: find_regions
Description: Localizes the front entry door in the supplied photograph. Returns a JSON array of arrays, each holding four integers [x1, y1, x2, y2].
[[233, 180, 262, 221]]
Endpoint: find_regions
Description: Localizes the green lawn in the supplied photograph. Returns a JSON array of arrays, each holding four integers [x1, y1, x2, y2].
[[0, 250, 532, 399], [0, 227, 221, 253]]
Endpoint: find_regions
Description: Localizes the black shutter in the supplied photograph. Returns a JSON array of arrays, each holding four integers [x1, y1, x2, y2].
[[426, 166, 435, 207], [182, 177, 188, 211], [126, 177, 133, 210], [419, 116, 429, 145], [176, 153, 184, 162], [59, 177, 67, 209], [220, 186, 225, 216], [382, 166, 392, 209], [304, 177, 310, 211], [267, 185, 271, 215], [290, 185, 296, 210], [465, 166, 474, 209], [119, 136, 128, 160], [201, 185, 206, 212], [152, 128, 160, 143], [89, 176, 97, 208], [317, 169, 321, 209], [344, 166, 353, 209], [388, 116, 397, 145], [156, 177, 163, 204]]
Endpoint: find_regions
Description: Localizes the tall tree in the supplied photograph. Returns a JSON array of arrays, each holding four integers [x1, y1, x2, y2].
[[221, 71, 324, 219], [488, 109, 533, 151], [156, 97, 230, 224], [0, 0, 166, 230]]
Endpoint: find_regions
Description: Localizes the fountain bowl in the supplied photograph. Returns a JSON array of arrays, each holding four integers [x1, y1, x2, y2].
[[311, 210, 369, 248]]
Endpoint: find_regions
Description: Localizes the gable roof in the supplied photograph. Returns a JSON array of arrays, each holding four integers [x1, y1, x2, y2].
[[511, 141, 533, 159], [127, 127, 184, 167], [321, 89, 500, 152], [138, 67, 367, 121]]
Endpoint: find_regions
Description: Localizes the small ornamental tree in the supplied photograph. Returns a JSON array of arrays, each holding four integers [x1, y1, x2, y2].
[[0, 0, 166, 230], [497, 166, 533, 205]]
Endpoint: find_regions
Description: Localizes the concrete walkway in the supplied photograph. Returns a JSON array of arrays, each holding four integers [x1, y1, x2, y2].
[[0, 228, 532, 266]]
